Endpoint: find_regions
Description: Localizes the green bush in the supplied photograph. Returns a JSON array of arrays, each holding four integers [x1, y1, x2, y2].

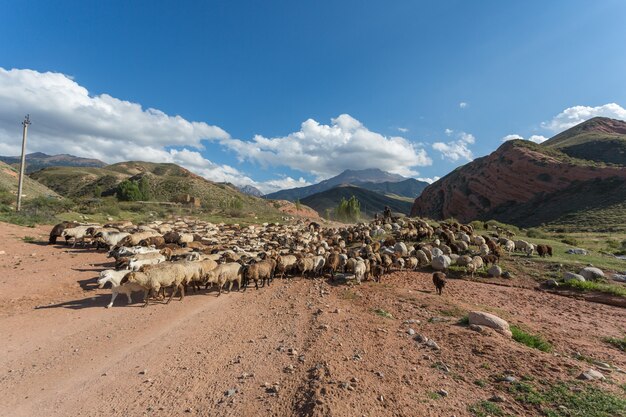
[[561, 238, 579, 246], [526, 228, 547, 239]]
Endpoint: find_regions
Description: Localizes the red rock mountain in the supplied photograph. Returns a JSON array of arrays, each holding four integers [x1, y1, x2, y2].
[[411, 117, 626, 230]]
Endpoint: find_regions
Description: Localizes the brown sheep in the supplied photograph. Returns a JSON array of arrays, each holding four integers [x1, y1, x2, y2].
[[481, 254, 499, 266], [326, 252, 341, 279], [49, 221, 77, 244], [537, 244, 553, 257], [139, 235, 166, 248], [432, 272, 446, 295], [372, 264, 384, 283], [242, 259, 275, 290]]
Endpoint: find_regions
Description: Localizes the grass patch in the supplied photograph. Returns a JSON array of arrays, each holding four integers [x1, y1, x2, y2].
[[438, 306, 466, 317], [22, 235, 36, 243], [458, 315, 470, 325], [561, 279, 626, 297], [540, 382, 626, 417], [468, 400, 505, 417], [427, 391, 442, 400], [373, 308, 394, 319], [474, 379, 487, 388], [603, 336, 626, 352], [340, 290, 360, 301], [510, 325, 552, 352]]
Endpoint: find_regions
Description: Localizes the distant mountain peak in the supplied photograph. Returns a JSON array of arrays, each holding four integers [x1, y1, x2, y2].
[[265, 168, 424, 201]]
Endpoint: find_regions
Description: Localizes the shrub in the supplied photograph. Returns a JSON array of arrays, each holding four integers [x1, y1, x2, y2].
[[526, 228, 547, 239], [561, 238, 579, 246]]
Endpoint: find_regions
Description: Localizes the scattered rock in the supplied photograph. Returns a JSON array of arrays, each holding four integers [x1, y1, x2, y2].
[[426, 339, 440, 350], [437, 389, 448, 397], [563, 272, 585, 282], [544, 279, 559, 288], [139, 369, 147, 375], [407, 328, 416, 336], [489, 394, 505, 402], [225, 388, 237, 397], [579, 267, 604, 281], [414, 334, 428, 343], [566, 248, 588, 255], [502, 376, 517, 383], [578, 369, 606, 381], [502, 271, 512, 279], [468, 311, 511, 338], [469, 324, 484, 332]]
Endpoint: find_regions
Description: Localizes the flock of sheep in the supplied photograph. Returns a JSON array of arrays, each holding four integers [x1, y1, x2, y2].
[[49, 217, 550, 308]]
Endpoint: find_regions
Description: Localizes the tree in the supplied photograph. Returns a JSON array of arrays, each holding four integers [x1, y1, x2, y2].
[[138, 176, 151, 200], [117, 180, 143, 201], [335, 195, 360, 222], [295, 199, 302, 211]]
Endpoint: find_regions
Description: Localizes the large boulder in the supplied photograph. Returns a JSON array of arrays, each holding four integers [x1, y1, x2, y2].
[[563, 272, 585, 282], [468, 311, 512, 337], [566, 248, 588, 255], [488, 265, 503, 278], [579, 267, 604, 281], [431, 255, 451, 271]]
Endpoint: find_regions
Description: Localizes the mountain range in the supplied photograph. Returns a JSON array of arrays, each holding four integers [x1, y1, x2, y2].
[[0, 152, 106, 173], [412, 117, 626, 231], [265, 168, 418, 200]]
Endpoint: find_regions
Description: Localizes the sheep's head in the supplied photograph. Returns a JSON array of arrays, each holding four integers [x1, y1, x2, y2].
[[120, 271, 135, 285]]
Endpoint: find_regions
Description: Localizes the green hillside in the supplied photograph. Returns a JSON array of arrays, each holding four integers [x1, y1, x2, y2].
[[0, 160, 60, 202], [301, 185, 412, 218], [29, 161, 281, 219], [543, 117, 626, 165]]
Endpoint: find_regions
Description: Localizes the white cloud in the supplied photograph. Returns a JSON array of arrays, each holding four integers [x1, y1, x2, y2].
[[224, 114, 432, 179], [501, 134, 524, 142], [417, 176, 440, 184], [0, 67, 314, 195], [432, 130, 475, 162], [541, 103, 626, 132], [397, 127, 409, 133], [501, 133, 547, 144], [258, 176, 311, 194], [528, 135, 548, 144], [459, 102, 468, 109], [0, 68, 230, 163]]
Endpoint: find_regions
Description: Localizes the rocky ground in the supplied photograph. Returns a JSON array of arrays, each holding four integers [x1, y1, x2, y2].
[[1, 222, 625, 417]]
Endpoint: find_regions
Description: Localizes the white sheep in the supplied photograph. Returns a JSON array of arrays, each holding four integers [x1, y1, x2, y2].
[[129, 254, 166, 271], [354, 260, 367, 284], [205, 262, 243, 295], [97, 269, 145, 308], [96, 231, 130, 249], [61, 226, 93, 247], [121, 263, 189, 306]]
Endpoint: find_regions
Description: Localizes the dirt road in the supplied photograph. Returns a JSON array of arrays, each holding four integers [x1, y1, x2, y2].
[[1, 222, 625, 417]]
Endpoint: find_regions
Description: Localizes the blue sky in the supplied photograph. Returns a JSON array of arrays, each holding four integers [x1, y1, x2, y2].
[[1, 0, 625, 193]]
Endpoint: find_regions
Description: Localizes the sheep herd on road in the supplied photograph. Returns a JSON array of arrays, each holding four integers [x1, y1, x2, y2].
[[49, 217, 551, 308]]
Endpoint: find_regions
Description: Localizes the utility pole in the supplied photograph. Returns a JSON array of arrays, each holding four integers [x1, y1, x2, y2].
[[16, 114, 31, 212]]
